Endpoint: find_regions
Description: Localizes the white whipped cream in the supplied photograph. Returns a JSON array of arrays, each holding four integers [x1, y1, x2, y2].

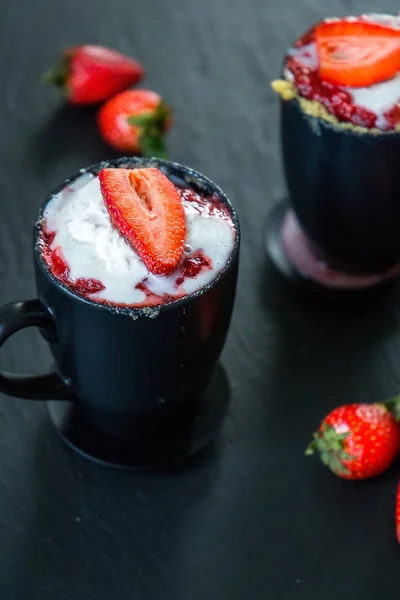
[[43, 172, 235, 306], [286, 13, 400, 130]]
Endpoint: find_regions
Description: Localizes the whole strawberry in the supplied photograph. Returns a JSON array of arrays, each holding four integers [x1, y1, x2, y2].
[[97, 89, 171, 158], [306, 398, 400, 480], [44, 45, 144, 105]]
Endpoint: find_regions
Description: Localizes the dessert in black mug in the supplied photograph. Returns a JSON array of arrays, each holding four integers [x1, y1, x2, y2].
[[0, 158, 240, 466], [271, 13, 400, 288]]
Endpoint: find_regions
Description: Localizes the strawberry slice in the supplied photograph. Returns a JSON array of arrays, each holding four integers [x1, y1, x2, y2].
[[396, 482, 400, 544], [316, 20, 400, 87], [99, 168, 186, 275]]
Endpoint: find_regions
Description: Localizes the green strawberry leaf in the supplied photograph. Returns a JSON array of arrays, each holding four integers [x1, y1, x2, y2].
[[305, 424, 354, 476], [127, 113, 155, 128], [153, 101, 170, 129], [129, 100, 171, 159], [383, 394, 400, 421], [139, 132, 168, 159], [42, 56, 70, 88]]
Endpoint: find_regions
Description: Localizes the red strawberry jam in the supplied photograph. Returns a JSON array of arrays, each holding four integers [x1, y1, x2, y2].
[[134, 281, 178, 306], [286, 56, 377, 128], [284, 14, 400, 131], [176, 251, 212, 287], [40, 228, 106, 296]]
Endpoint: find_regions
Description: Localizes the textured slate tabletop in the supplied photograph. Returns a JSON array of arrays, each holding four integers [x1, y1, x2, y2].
[[0, 1, 399, 598]]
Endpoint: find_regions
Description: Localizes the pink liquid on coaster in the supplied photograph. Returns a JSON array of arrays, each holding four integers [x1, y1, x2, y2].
[[285, 13, 400, 131], [281, 210, 400, 289], [39, 173, 235, 308]]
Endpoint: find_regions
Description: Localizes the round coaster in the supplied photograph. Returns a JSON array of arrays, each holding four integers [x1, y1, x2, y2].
[[265, 201, 400, 299], [47, 364, 230, 469]]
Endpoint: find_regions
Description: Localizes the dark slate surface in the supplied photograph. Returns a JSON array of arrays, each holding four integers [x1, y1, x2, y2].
[[0, 0, 399, 598]]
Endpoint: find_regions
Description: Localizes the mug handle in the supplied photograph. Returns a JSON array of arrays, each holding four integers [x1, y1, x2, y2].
[[0, 299, 73, 399]]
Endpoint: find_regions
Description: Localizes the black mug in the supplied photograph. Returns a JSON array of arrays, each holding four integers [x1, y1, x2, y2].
[[0, 158, 240, 461], [281, 97, 400, 274]]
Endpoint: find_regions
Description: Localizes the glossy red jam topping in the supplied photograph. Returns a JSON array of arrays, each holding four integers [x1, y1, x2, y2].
[[40, 231, 106, 296], [383, 103, 400, 128], [176, 251, 212, 286], [287, 55, 377, 128], [134, 281, 178, 306]]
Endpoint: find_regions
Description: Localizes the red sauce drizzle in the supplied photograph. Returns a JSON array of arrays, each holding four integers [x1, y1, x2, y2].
[[40, 225, 105, 297], [286, 54, 377, 129], [176, 250, 212, 286], [135, 281, 180, 306]]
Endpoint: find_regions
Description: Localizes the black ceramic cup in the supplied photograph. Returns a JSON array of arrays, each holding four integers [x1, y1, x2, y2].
[[281, 97, 400, 274], [0, 157, 240, 465]]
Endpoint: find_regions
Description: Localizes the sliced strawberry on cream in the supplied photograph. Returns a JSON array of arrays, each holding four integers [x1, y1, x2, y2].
[[99, 167, 186, 276], [316, 20, 400, 87]]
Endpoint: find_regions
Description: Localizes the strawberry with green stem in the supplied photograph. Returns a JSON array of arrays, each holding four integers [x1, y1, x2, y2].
[[306, 395, 400, 480], [43, 45, 144, 105], [97, 90, 171, 159]]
